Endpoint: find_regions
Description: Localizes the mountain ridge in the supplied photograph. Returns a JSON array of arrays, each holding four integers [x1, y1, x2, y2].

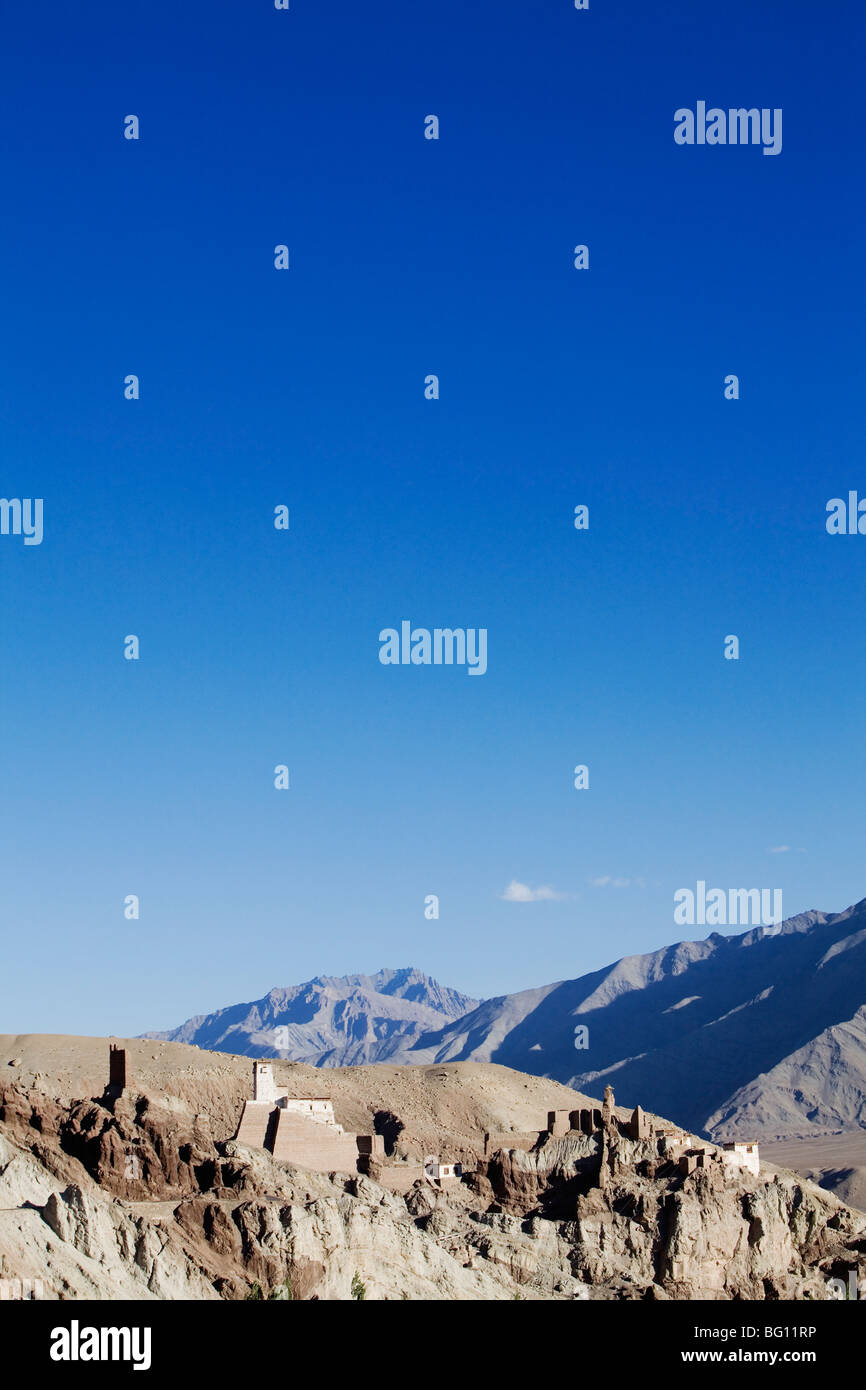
[[400, 899, 866, 1138], [144, 897, 866, 1140], [142, 966, 478, 1067]]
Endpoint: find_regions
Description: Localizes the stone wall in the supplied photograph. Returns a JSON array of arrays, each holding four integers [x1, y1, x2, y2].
[[374, 1163, 426, 1194], [270, 1110, 361, 1173], [357, 1135, 386, 1157], [234, 1101, 272, 1150], [281, 1098, 339, 1127], [483, 1132, 543, 1156]]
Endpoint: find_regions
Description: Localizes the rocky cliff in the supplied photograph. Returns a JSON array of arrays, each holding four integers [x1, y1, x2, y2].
[[1, 1075, 863, 1301]]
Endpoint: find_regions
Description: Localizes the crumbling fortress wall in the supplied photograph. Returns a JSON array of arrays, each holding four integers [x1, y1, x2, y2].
[[234, 1061, 480, 1193], [270, 1110, 366, 1171], [233, 1060, 431, 1182], [235, 1063, 370, 1173], [234, 1065, 761, 1199], [474, 1084, 765, 1230]]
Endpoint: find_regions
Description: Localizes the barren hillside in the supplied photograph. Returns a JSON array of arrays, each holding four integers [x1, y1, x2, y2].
[[1, 1033, 865, 1301], [0, 1033, 606, 1161]]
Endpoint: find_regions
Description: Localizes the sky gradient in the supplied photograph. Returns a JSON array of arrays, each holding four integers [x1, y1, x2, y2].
[[1, 0, 864, 1034]]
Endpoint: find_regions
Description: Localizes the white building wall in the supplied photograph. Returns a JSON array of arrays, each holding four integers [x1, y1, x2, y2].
[[722, 1145, 760, 1177], [280, 1098, 341, 1130], [253, 1062, 278, 1102]]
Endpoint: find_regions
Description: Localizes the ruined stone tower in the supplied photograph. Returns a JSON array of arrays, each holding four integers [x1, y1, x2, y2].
[[601, 1084, 615, 1126]]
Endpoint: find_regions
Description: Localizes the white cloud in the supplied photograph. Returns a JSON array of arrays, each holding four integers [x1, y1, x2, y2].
[[500, 880, 563, 903], [590, 876, 636, 888], [768, 845, 791, 854]]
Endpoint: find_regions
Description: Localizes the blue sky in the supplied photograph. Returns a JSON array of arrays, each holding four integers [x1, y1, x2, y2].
[[1, 0, 864, 1034]]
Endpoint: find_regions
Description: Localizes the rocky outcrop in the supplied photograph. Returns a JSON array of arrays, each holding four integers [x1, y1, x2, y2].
[[0, 1083, 222, 1202], [478, 1132, 604, 1216], [2, 1082, 865, 1301], [474, 1130, 866, 1299]]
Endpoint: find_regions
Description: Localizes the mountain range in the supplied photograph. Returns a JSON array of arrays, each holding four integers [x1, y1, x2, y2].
[[142, 967, 478, 1067], [145, 897, 866, 1140]]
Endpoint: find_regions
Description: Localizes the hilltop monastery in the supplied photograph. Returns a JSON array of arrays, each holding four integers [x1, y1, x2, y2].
[[228, 1060, 760, 1188]]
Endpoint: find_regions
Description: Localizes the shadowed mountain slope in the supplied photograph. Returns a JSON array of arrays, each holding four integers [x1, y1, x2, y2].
[[402, 900, 866, 1137]]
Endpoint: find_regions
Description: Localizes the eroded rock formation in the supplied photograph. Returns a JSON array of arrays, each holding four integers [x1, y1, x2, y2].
[[1, 1082, 863, 1301]]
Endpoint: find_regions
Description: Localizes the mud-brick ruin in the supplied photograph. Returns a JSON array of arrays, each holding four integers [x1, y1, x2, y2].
[[231, 1063, 760, 1190], [477, 1083, 760, 1178], [233, 1062, 463, 1192], [106, 1051, 759, 1194], [539, 1086, 760, 1177], [235, 1062, 378, 1173]]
